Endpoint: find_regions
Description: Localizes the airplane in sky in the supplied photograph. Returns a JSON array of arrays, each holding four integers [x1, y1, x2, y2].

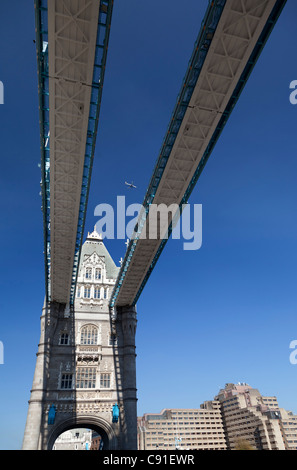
[[125, 181, 137, 189]]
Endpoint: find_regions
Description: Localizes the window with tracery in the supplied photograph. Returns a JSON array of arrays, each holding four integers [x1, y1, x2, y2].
[[94, 287, 101, 299], [85, 267, 92, 279], [60, 332, 69, 345], [84, 286, 91, 298], [100, 373, 111, 388], [76, 367, 96, 389], [61, 373, 72, 389], [80, 325, 98, 345]]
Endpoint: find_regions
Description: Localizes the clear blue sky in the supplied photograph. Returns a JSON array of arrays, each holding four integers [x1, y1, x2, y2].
[[0, 0, 297, 450]]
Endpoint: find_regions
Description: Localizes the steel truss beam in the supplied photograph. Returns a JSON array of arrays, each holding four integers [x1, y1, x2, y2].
[[110, 0, 287, 308], [35, 0, 113, 305]]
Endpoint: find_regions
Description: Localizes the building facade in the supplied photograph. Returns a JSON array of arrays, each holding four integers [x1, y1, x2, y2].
[[90, 431, 102, 450], [52, 428, 92, 450], [138, 402, 227, 450], [22, 228, 138, 450], [216, 383, 285, 450], [278, 408, 297, 450], [261, 396, 297, 449], [138, 383, 297, 450]]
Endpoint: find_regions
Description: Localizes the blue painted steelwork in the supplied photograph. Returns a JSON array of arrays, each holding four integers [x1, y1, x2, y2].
[[110, 0, 287, 308], [35, 0, 50, 301], [109, 0, 227, 309], [141, 0, 227, 211], [35, 0, 114, 305], [69, 0, 114, 305]]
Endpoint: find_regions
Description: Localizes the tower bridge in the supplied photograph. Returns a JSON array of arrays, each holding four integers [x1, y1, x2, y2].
[[110, 0, 287, 309], [22, 0, 287, 450]]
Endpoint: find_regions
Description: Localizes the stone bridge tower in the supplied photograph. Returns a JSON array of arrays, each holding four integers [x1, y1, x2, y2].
[[22, 228, 138, 450]]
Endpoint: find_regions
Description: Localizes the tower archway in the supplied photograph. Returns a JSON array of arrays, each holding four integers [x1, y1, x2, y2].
[[47, 416, 118, 450]]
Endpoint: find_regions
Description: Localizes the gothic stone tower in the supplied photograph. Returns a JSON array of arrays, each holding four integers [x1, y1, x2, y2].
[[22, 228, 137, 450]]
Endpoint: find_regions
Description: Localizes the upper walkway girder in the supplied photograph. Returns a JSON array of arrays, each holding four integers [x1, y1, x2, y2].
[[35, 0, 113, 305], [110, 0, 287, 308]]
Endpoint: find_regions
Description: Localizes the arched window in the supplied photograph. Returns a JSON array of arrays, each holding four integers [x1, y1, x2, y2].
[[95, 268, 101, 280], [80, 325, 98, 345], [94, 287, 101, 299], [85, 267, 92, 279], [84, 286, 91, 298]]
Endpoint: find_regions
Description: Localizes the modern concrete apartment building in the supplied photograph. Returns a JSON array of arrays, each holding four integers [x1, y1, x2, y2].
[[216, 383, 285, 450], [278, 408, 297, 450], [137, 402, 227, 450], [138, 383, 297, 450], [262, 396, 297, 449]]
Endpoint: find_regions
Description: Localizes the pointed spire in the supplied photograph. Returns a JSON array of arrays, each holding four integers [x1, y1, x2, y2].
[[87, 225, 102, 241]]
